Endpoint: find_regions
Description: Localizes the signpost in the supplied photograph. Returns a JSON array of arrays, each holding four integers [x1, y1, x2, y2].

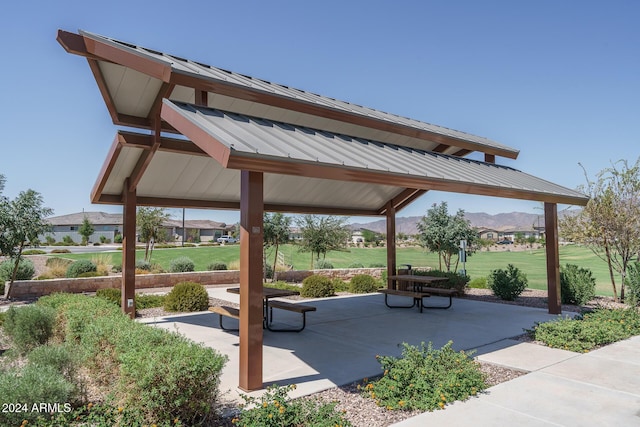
[[459, 239, 467, 276]]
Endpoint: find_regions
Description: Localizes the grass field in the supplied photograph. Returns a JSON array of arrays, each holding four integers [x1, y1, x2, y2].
[[51, 244, 618, 297]]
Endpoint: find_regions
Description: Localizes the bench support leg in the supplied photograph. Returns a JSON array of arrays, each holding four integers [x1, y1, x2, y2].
[[218, 314, 239, 331], [383, 293, 418, 310], [267, 308, 308, 332], [422, 295, 453, 309]]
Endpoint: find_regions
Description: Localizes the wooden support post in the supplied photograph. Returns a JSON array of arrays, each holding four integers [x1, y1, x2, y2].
[[484, 153, 496, 164], [544, 202, 561, 314], [239, 170, 264, 391], [121, 179, 136, 319], [386, 201, 397, 289]]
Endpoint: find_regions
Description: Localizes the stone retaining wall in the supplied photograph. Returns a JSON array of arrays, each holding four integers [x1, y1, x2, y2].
[[4, 267, 391, 299]]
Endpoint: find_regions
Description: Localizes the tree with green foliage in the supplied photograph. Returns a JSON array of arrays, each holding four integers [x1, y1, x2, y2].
[[514, 232, 526, 245], [417, 202, 477, 272], [560, 159, 640, 302], [296, 215, 351, 268], [0, 183, 53, 285], [361, 229, 383, 246], [136, 207, 170, 262], [78, 216, 95, 245], [263, 212, 292, 280]]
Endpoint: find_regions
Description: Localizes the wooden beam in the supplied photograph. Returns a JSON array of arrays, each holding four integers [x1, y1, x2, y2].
[[239, 170, 264, 391], [545, 202, 561, 314], [128, 120, 162, 191], [484, 153, 496, 164], [121, 179, 136, 319], [378, 188, 426, 214], [452, 149, 473, 157], [386, 201, 397, 289]]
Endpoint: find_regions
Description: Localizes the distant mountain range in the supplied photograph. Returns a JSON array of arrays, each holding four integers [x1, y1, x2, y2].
[[349, 211, 574, 235]]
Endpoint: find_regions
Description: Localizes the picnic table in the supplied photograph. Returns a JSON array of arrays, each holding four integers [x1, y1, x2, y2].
[[380, 275, 457, 311]]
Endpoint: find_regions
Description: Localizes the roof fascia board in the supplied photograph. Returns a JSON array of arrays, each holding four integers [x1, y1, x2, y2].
[[170, 72, 519, 160], [226, 154, 589, 206], [90, 133, 125, 203], [160, 99, 231, 166], [80, 30, 172, 82]]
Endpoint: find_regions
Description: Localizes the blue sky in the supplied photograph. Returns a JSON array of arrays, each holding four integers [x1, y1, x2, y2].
[[1, 1, 638, 225]]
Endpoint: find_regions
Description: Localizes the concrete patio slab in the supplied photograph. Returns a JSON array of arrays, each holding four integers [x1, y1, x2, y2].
[[475, 340, 578, 372]]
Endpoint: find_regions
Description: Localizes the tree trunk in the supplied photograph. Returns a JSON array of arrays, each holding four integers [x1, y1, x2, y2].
[[603, 236, 619, 302], [272, 242, 279, 282], [9, 244, 24, 285]]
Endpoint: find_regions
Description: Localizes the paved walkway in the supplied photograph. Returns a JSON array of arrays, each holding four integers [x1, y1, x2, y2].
[[138, 288, 640, 426]]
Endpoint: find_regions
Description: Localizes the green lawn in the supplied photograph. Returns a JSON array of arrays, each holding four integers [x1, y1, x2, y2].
[[50, 244, 618, 297]]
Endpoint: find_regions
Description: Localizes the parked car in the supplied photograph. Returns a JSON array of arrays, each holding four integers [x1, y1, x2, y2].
[[497, 239, 513, 245], [217, 235, 237, 243]]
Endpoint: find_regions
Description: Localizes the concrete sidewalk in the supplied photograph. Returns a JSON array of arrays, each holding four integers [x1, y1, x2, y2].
[[393, 335, 640, 426]]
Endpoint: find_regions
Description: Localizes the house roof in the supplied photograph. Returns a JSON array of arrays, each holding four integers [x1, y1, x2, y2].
[[58, 29, 520, 160], [47, 211, 123, 226]]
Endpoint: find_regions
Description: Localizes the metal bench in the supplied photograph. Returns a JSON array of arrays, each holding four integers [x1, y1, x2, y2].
[[267, 300, 316, 332], [378, 289, 431, 312], [209, 305, 239, 331], [418, 287, 458, 309]]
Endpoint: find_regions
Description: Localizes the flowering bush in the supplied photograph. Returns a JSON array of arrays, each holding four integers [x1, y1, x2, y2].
[[362, 341, 486, 411], [233, 384, 351, 427]]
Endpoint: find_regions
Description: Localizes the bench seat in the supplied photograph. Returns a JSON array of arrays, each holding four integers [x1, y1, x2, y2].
[[267, 300, 316, 332], [419, 287, 458, 309], [209, 305, 239, 331], [378, 289, 431, 312]]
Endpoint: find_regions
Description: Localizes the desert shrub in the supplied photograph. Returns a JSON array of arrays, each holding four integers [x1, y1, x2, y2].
[[314, 259, 334, 269], [266, 281, 303, 292], [488, 264, 527, 301], [114, 234, 123, 244], [624, 262, 640, 307], [97, 287, 122, 305], [468, 277, 487, 289], [51, 248, 71, 254], [234, 384, 352, 427], [349, 274, 380, 293], [112, 263, 122, 273], [137, 294, 167, 309], [46, 256, 73, 267], [301, 275, 335, 298], [0, 364, 77, 425], [263, 263, 274, 279], [348, 262, 365, 268], [78, 271, 101, 278], [37, 293, 227, 425], [65, 259, 97, 278], [62, 235, 75, 245], [45, 235, 56, 245], [369, 263, 385, 268], [3, 304, 56, 354], [27, 343, 79, 384], [413, 270, 470, 294], [560, 264, 596, 305], [207, 261, 228, 271], [331, 278, 349, 292], [22, 249, 46, 255], [169, 256, 195, 273], [363, 341, 486, 411], [527, 308, 640, 352], [136, 260, 152, 271], [89, 253, 112, 276], [164, 282, 209, 312], [0, 312, 5, 327], [0, 258, 35, 282]]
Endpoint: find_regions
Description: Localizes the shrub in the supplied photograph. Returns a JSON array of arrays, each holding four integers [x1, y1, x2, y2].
[[264, 263, 274, 279], [78, 271, 101, 278], [301, 275, 334, 298], [368, 263, 386, 268], [314, 259, 334, 269], [65, 259, 97, 278], [349, 274, 380, 293], [62, 235, 75, 245], [46, 256, 73, 267], [169, 256, 195, 273], [27, 343, 79, 384], [3, 304, 56, 354], [112, 263, 123, 273], [0, 364, 77, 425], [137, 294, 167, 309], [488, 264, 527, 301], [560, 264, 596, 305], [136, 260, 152, 271], [114, 234, 123, 243], [164, 282, 209, 312], [234, 384, 352, 427], [625, 262, 640, 307], [22, 249, 46, 255], [348, 262, 364, 268], [51, 248, 71, 254], [97, 287, 122, 305], [413, 270, 470, 294], [363, 341, 486, 411], [45, 235, 56, 245], [331, 278, 349, 292], [527, 308, 640, 352], [207, 261, 228, 271], [0, 258, 36, 282], [468, 277, 487, 289]]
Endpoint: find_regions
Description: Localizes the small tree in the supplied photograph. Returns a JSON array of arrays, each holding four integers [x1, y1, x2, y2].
[[137, 207, 170, 262], [0, 185, 53, 285], [417, 202, 478, 272], [78, 216, 95, 245], [263, 212, 292, 280], [297, 215, 351, 268]]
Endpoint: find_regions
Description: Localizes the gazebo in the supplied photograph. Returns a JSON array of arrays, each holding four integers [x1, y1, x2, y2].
[[58, 29, 589, 391]]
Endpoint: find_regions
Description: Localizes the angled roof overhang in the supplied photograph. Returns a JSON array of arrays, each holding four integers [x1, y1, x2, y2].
[[57, 29, 520, 160], [90, 100, 588, 215]]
